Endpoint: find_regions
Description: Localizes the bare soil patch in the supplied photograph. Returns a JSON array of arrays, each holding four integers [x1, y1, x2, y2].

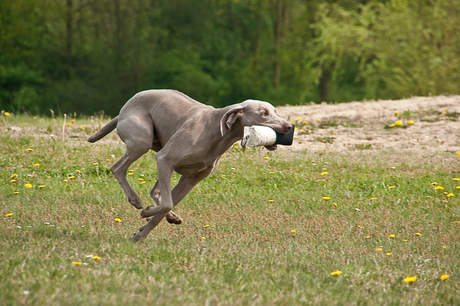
[[276, 95, 460, 154]]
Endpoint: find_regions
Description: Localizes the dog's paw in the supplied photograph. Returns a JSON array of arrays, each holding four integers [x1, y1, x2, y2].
[[128, 197, 143, 209], [166, 211, 183, 225]]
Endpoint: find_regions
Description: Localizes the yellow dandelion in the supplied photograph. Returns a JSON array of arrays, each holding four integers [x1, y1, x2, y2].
[[114, 218, 121, 223], [447, 193, 454, 197], [38, 185, 45, 189], [10, 179, 17, 183], [389, 124, 396, 128], [403, 276, 417, 283], [34, 163, 40, 167], [357, 225, 363, 229], [415, 232, 422, 236], [13, 191, 19, 195], [10, 173, 18, 179], [93, 162, 99, 166], [291, 229, 296, 234], [201, 236, 206, 240], [386, 252, 392, 256], [5, 213, 13, 217], [333, 202, 337, 207], [268, 199, 274, 202], [396, 120, 402, 126], [72, 261, 83, 266], [322, 196, 330, 200], [456, 152, 460, 156], [388, 186, 396, 189], [63, 179, 68, 183], [376, 247, 383, 252], [66, 122, 72, 126], [24, 183, 33, 188], [440, 274, 449, 280], [330, 270, 342, 276], [4, 111, 11, 116], [92, 255, 101, 260], [435, 185, 444, 190], [269, 171, 275, 174], [389, 234, 396, 238], [365, 235, 371, 239], [408, 120, 414, 125], [128, 172, 134, 176], [394, 111, 399, 115], [456, 186, 460, 190], [140, 181, 146, 185], [27, 148, 34, 152], [321, 171, 328, 175], [69, 176, 76, 180], [453, 178, 459, 181], [442, 245, 449, 249], [431, 182, 437, 186], [75, 169, 82, 174], [80, 125, 86, 129], [317, 119, 321, 122], [370, 197, 377, 200], [203, 224, 210, 228], [263, 156, 269, 160]]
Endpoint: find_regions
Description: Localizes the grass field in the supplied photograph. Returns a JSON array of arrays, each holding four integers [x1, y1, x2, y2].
[[1, 114, 460, 305]]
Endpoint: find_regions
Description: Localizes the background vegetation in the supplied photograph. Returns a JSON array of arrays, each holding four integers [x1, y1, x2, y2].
[[1, 0, 460, 116], [1, 115, 460, 305]]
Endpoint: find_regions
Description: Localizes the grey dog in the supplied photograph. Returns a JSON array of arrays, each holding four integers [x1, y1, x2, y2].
[[88, 89, 292, 242]]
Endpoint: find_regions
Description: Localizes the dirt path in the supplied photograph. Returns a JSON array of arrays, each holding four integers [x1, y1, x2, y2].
[[276, 95, 460, 154]]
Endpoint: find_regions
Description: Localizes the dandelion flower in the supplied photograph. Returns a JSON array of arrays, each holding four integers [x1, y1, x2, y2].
[[415, 232, 422, 236], [10, 179, 17, 183], [13, 191, 19, 195], [10, 173, 18, 179], [403, 276, 417, 283], [389, 234, 396, 238], [68, 176, 76, 180], [388, 186, 396, 189], [408, 120, 414, 125], [442, 245, 449, 249], [396, 120, 402, 126], [24, 183, 33, 188], [80, 125, 86, 129], [201, 236, 206, 240], [321, 171, 328, 175], [435, 185, 444, 190], [389, 124, 396, 128], [456, 152, 460, 157], [5, 213, 13, 217], [365, 235, 371, 239], [93, 162, 99, 166], [330, 270, 342, 276], [357, 225, 363, 229], [75, 169, 82, 174], [431, 182, 438, 186], [317, 119, 321, 122], [291, 229, 296, 234], [92, 255, 101, 260], [370, 197, 377, 201], [376, 247, 383, 252], [38, 185, 45, 189], [268, 199, 274, 202], [203, 224, 210, 228], [263, 156, 269, 160], [322, 196, 331, 200], [333, 202, 338, 207], [440, 274, 449, 280], [114, 218, 121, 223], [453, 178, 459, 181], [456, 186, 460, 190], [4, 112, 11, 116], [447, 193, 454, 197], [386, 252, 392, 256], [27, 148, 34, 152], [72, 261, 83, 266], [394, 111, 399, 115], [34, 163, 40, 167]]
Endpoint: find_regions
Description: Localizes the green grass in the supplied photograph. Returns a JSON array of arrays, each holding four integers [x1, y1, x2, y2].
[[1, 115, 460, 305]]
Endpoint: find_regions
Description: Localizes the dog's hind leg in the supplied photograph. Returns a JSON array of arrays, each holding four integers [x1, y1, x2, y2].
[[111, 116, 154, 209]]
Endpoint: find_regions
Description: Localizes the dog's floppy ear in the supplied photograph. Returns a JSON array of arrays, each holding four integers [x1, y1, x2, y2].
[[220, 105, 245, 136]]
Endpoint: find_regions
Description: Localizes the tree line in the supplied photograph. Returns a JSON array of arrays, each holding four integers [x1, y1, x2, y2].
[[1, 0, 459, 116]]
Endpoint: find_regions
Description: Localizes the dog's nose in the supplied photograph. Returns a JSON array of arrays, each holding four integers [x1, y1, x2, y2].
[[284, 122, 292, 132]]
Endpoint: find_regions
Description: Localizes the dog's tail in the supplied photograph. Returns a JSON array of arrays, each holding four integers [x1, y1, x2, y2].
[[87, 117, 119, 143]]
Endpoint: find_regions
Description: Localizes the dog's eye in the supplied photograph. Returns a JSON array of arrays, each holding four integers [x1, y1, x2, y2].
[[262, 110, 269, 117]]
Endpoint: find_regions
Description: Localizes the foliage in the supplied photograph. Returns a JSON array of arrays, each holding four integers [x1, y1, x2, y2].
[[1, 0, 459, 116]]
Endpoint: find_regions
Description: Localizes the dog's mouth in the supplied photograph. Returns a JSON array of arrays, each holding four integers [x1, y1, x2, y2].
[[265, 145, 278, 151]]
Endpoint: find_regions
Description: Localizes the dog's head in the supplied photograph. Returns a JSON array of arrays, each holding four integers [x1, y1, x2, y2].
[[220, 100, 292, 150]]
